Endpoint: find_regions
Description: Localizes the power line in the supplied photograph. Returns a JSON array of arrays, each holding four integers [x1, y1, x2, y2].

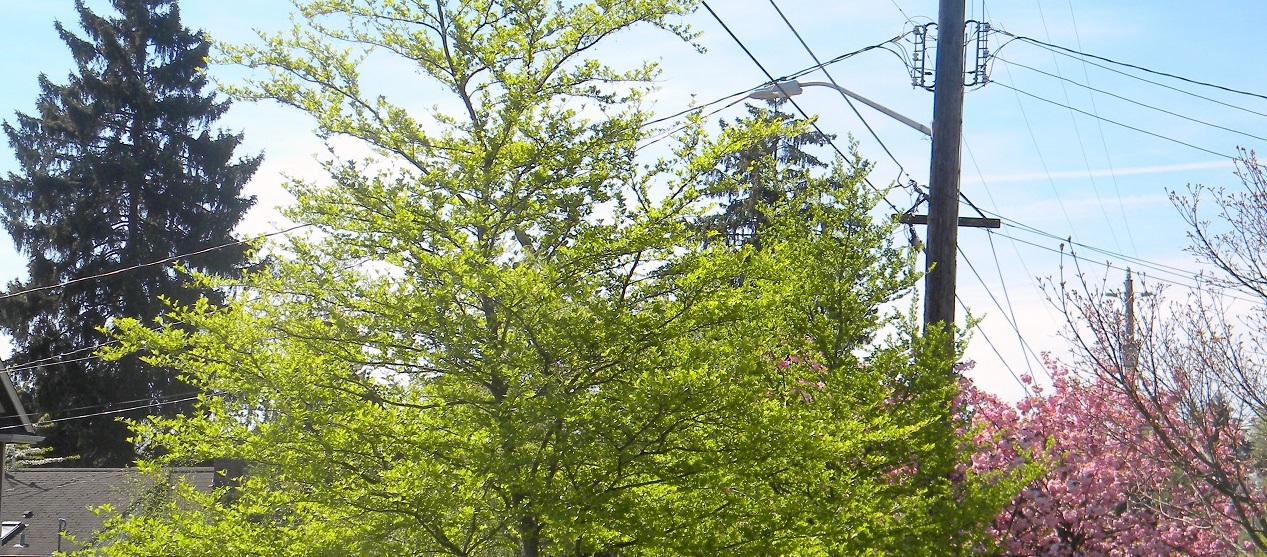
[[953, 179, 1267, 306], [999, 57, 1267, 144], [957, 293, 1035, 398], [638, 95, 751, 149], [984, 230, 1037, 380], [1026, 0, 1124, 255], [642, 88, 762, 129], [999, 63, 1079, 243], [4, 353, 103, 375], [1, 341, 119, 371], [697, 1, 837, 145], [35, 396, 200, 427], [1058, 0, 1138, 256], [958, 245, 1048, 374], [637, 37, 916, 153], [783, 40, 911, 83], [995, 33, 1267, 121], [766, 0, 918, 186], [994, 82, 1235, 160], [984, 206, 1201, 280], [699, 0, 905, 214], [996, 30, 1267, 103], [888, 0, 915, 24], [2, 26, 922, 388], [30, 391, 200, 420], [962, 139, 1061, 329], [0, 224, 310, 302], [983, 225, 1265, 307]]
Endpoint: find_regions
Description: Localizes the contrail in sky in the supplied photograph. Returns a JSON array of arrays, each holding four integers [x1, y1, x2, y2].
[[965, 160, 1233, 185]]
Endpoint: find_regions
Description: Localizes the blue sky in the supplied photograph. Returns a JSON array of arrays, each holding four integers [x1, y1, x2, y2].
[[2, 1, 1265, 399]]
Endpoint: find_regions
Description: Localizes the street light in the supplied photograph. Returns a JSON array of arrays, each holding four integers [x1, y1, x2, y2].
[[749, 79, 932, 137], [748, 73, 998, 337]]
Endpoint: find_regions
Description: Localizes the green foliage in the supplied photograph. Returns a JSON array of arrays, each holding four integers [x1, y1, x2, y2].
[[0, 0, 259, 466], [697, 100, 841, 249], [78, 1, 1021, 555], [7, 418, 76, 467]]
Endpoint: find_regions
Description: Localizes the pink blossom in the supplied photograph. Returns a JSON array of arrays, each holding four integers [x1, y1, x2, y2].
[[966, 361, 1245, 555]]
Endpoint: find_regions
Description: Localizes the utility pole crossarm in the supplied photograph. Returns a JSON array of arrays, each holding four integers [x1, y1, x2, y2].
[[900, 214, 1000, 228]]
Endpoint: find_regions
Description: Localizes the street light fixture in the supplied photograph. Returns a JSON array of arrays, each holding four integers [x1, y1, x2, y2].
[[749, 79, 932, 137]]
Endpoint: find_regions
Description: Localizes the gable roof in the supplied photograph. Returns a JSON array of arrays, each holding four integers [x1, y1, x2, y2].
[[0, 467, 214, 557]]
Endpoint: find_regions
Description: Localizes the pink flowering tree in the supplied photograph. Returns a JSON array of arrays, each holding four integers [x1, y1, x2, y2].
[[964, 359, 1250, 555], [1035, 152, 1267, 553]]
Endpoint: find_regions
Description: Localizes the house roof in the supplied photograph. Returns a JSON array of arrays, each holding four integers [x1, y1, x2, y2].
[[0, 372, 41, 445], [0, 467, 214, 557]]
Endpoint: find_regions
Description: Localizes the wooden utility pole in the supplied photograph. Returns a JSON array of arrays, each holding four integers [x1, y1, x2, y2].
[[1124, 268, 1139, 372], [924, 0, 967, 335]]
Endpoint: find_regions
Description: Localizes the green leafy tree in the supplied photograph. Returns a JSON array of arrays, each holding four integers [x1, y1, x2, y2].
[[0, 0, 259, 467], [76, 1, 1019, 555]]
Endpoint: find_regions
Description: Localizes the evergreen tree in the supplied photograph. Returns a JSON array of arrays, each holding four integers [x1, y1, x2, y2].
[[0, 0, 259, 467], [698, 102, 877, 344], [698, 100, 837, 249]]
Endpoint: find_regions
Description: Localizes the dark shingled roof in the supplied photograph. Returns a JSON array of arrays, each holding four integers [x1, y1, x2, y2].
[[0, 467, 214, 556]]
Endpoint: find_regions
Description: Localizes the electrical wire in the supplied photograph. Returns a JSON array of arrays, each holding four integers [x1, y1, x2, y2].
[[637, 94, 751, 148], [698, 0, 905, 214], [994, 82, 1235, 160], [993, 32, 1267, 122], [0, 224, 311, 302], [35, 395, 200, 426], [957, 292, 1035, 398], [888, 0, 914, 25], [997, 30, 1267, 103], [958, 245, 1048, 375], [1, 341, 119, 371], [1027, 0, 1124, 254], [984, 230, 1037, 381], [782, 40, 911, 83], [1058, 0, 1138, 256], [953, 175, 1267, 322], [983, 225, 1265, 307], [766, 0, 919, 187], [999, 58, 1267, 144], [636, 36, 916, 154], [961, 131, 1054, 397], [983, 204, 1210, 282], [1000, 63, 1079, 242], [2, 31, 919, 386], [29, 391, 200, 419], [642, 87, 762, 130], [4, 353, 103, 375], [962, 139, 1061, 329], [0, 16, 913, 319]]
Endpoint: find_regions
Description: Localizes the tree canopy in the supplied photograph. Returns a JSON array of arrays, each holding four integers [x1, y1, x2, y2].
[[966, 361, 1246, 555], [697, 100, 838, 249], [75, 1, 1020, 555], [0, 0, 258, 466], [1038, 151, 1267, 553]]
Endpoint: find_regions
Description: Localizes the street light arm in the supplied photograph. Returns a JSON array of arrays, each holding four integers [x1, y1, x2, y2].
[[749, 79, 931, 137], [797, 81, 932, 137]]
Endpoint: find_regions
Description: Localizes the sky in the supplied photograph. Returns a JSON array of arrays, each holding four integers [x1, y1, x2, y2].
[[2, 0, 1266, 400]]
